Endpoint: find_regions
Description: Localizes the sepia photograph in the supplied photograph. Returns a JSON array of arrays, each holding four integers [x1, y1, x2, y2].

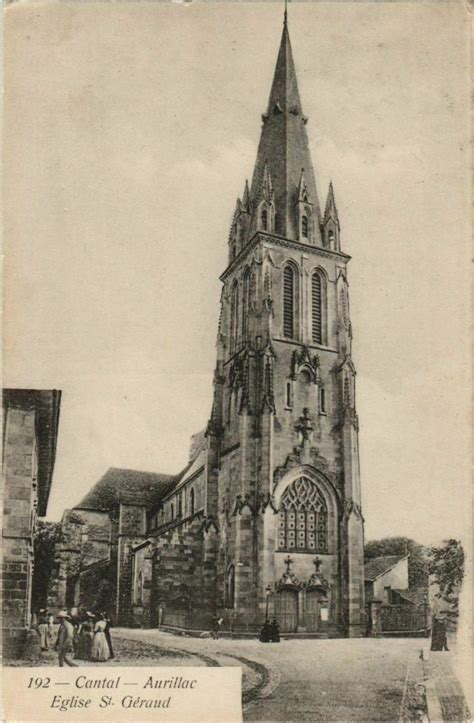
[[2, 1, 471, 720]]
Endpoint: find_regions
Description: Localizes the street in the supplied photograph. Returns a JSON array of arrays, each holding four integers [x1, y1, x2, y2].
[[114, 629, 428, 721]]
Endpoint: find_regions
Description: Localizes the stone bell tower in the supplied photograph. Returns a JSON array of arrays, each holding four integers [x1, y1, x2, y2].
[[207, 12, 365, 637]]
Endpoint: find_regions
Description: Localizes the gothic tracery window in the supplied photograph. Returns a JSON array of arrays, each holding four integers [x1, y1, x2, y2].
[[283, 264, 296, 339], [278, 477, 328, 553]]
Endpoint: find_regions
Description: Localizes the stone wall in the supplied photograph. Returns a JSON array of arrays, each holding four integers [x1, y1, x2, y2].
[[48, 508, 111, 612], [2, 406, 37, 656]]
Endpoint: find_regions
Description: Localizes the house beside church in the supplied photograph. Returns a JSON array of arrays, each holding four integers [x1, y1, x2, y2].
[[52, 13, 366, 637]]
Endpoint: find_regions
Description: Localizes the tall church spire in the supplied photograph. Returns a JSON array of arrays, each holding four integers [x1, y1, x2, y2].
[[249, 17, 322, 243]]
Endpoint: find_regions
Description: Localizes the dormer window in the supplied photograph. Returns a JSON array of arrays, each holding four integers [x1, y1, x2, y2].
[[261, 208, 268, 230], [302, 215, 308, 238]]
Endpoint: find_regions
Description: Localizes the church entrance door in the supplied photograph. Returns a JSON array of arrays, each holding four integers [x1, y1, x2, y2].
[[305, 589, 323, 631], [274, 589, 298, 632]]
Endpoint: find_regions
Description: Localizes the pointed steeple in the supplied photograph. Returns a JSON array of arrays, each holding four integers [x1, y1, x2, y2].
[[249, 18, 322, 243]]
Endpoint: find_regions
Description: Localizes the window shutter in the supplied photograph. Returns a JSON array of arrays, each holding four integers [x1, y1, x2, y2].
[[312, 272, 322, 344], [283, 265, 295, 338]]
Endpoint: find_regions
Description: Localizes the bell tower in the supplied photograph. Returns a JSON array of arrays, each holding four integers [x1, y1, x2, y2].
[[207, 12, 365, 637]]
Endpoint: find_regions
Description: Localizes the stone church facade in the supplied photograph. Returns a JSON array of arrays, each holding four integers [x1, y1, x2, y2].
[[53, 17, 365, 637]]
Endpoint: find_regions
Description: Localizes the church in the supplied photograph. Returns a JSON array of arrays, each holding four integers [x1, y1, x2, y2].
[[51, 13, 365, 638]]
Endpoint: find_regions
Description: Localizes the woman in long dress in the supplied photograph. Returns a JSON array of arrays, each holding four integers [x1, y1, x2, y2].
[[75, 617, 94, 661], [91, 615, 110, 662]]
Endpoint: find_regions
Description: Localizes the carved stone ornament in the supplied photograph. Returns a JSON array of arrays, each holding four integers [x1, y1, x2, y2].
[[232, 492, 278, 517], [342, 500, 364, 523], [275, 555, 301, 590], [273, 450, 338, 491], [199, 515, 219, 535], [291, 346, 320, 383], [305, 556, 329, 592]]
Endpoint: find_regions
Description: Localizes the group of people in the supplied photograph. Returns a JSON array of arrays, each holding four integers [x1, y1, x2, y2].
[[259, 618, 280, 643], [34, 607, 115, 666]]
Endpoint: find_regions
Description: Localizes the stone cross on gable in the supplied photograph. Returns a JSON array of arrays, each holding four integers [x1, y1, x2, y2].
[[284, 555, 293, 573], [313, 556, 322, 573]]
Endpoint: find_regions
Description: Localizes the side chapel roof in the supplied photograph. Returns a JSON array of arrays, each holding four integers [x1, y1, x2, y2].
[[364, 555, 408, 582], [77, 467, 178, 510]]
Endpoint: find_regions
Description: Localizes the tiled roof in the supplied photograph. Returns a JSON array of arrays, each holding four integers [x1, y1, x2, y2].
[[392, 588, 428, 606], [364, 555, 407, 582], [77, 467, 178, 510]]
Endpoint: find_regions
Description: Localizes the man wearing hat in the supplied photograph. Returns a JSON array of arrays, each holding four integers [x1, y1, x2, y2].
[[55, 611, 77, 667]]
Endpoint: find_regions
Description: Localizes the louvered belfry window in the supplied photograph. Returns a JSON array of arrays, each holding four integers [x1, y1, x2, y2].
[[312, 271, 322, 344], [283, 265, 295, 339]]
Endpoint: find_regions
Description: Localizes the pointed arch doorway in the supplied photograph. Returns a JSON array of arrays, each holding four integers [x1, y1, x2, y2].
[[274, 587, 299, 632]]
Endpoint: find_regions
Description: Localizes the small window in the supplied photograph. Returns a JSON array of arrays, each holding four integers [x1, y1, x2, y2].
[[232, 243, 237, 260], [302, 215, 308, 238], [319, 387, 326, 414], [285, 381, 293, 409], [261, 208, 268, 230], [328, 229, 335, 248], [171, 502, 174, 520], [190, 487, 195, 515]]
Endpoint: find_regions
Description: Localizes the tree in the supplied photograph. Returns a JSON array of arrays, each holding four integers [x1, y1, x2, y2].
[[31, 520, 61, 613], [364, 536, 429, 589], [428, 539, 464, 621]]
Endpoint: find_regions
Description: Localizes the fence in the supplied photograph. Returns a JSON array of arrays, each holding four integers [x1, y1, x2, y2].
[[380, 604, 429, 635]]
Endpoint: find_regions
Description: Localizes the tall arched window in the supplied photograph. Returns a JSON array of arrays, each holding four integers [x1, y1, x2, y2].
[[226, 565, 235, 609], [261, 208, 268, 230], [283, 264, 295, 339], [230, 281, 239, 353], [312, 271, 324, 345], [302, 215, 308, 238], [189, 487, 195, 515], [242, 268, 250, 340], [277, 477, 328, 553]]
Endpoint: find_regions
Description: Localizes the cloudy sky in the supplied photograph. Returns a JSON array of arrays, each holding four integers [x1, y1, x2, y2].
[[4, 1, 470, 546]]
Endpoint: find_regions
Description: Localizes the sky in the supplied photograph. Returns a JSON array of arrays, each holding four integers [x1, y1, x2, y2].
[[4, 1, 471, 547]]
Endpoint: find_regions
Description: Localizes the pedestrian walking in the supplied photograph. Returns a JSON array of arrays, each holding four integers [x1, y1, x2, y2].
[[55, 611, 77, 667], [431, 615, 449, 651], [211, 615, 224, 640], [103, 612, 115, 659], [47, 612, 55, 646], [91, 614, 111, 662], [37, 609, 49, 651], [75, 612, 94, 661]]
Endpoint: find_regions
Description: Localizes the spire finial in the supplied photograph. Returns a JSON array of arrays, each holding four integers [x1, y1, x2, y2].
[[284, 0, 288, 27]]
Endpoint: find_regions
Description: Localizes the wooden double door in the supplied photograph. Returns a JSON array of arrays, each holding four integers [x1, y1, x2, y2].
[[274, 588, 328, 632]]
